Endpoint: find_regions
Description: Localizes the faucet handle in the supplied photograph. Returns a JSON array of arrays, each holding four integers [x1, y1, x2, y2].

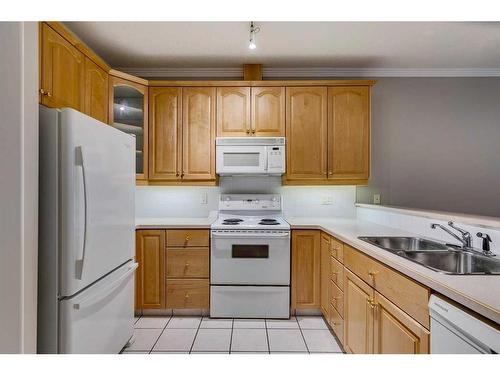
[[448, 221, 469, 236], [477, 232, 494, 255]]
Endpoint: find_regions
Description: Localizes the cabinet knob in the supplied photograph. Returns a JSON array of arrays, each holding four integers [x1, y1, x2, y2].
[[40, 88, 51, 97], [368, 270, 378, 279], [184, 293, 190, 299], [367, 298, 377, 309], [328, 171, 333, 175], [181, 172, 184, 178], [176, 172, 179, 177], [184, 262, 190, 268], [246, 129, 250, 134], [251, 129, 255, 134], [185, 235, 191, 242]]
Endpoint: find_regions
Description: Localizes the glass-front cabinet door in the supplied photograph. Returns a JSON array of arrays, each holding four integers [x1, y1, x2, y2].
[[109, 75, 148, 181]]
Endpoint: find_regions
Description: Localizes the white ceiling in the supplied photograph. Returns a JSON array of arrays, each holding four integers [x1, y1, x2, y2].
[[64, 22, 500, 74]]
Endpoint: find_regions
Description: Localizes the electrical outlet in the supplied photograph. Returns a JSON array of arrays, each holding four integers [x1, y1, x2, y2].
[[200, 192, 208, 205], [321, 194, 334, 205], [373, 194, 381, 205]]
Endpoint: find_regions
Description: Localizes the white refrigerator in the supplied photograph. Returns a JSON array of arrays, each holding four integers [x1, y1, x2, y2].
[[38, 106, 137, 353]]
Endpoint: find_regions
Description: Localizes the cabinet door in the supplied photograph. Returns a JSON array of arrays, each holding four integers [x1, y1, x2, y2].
[[109, 76, 148, 180], [217, 87, 250, 136], [291, 230, 321, 309], [343, 268, 374, 354], [251, 87, 285, 136], [40, 23, 84, 110], [285, 87, 328, 181], [182, 87, 216, 180], [328, 86, 370, 181], [83, 57, 108, 123], [373, 292, 429, 354], [320, 233, 331, 317], [135, 230, 166, 310], [148, 87, 182, 180]]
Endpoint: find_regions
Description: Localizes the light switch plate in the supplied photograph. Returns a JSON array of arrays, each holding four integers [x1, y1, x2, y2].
[[200, 192, 208, 205], [373, 194, 381, 204], [321, 194, 334, 205]]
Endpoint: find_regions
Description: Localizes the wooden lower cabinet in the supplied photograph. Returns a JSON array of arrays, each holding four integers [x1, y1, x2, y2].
[[166, 248, 209, 278], [329, 303, 344, 344], [135, 230, 166, 310], [320, 233, 331, 317], [373, 292, 429, 354], [166, 279, 209, 309], [343, 268, 374, 354], [292, 230, 321, 309]]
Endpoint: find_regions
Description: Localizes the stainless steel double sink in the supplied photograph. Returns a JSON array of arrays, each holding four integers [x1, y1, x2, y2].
[[358, 236, 500, 275]]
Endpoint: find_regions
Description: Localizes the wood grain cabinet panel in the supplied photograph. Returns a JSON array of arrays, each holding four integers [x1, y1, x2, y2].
[[320, 233, 331, 317], [285, 87, 328, 181], [83, 57, 108, 123], [148, 87, 182, 180], [135, 230, 166, 310], [166, 229, 210, 247], [217, 87, 251, 136], [329, 302, 344, 344], [343, 268, 374, 354], [292, 230, 321, 309], [328, 87, 370, 181], [40, 23, 85, 111], [166, 248, 209, 278], [330, 256, 344, 290], [373, 292, 430, 354], [343, 245, 430, 329], [330, 280, 344, 317], [251, 87, 285, 136], [166, 279, 209, 309], [182, 87, 216, 180]]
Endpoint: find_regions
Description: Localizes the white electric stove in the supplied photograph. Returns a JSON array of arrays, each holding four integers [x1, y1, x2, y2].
[[210, 194, 291, 319]]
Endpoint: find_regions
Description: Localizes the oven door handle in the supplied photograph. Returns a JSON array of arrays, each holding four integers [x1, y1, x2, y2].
[[211, 232, 290, 239]]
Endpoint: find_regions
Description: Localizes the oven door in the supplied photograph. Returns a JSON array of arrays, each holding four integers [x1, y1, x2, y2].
[[210, 231, 290, 285], [216, 145, 267, 175]]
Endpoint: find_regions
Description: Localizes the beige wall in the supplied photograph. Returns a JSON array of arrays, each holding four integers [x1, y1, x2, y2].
[[0, 22, 38, 353], [357, 77, 500, 218]]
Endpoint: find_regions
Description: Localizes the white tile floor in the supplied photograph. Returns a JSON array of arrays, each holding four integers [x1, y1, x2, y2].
[[122, 316, 343, 354]]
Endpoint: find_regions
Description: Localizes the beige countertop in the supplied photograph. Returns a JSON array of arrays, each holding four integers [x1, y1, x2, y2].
[[135, 215, 500, 324], [287, 217, 500, 325], [135, 216, 216, 229]]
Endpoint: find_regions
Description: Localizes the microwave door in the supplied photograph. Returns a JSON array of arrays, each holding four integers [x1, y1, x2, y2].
[[217, 146, 267, 174]]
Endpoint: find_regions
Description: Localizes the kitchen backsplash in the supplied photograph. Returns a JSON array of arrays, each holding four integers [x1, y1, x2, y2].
[[136, 177, 357, 219]]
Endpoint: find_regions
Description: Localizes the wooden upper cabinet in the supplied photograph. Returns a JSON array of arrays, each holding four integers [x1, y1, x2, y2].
[[109, 76, 148, 180], [135, 230, 166, 310], [83, 57, 108, 123], [320, 233, 331, 317], [40, 23, 85, 111], [285, 87, 328, 181], [217, 87, 250, 136], [182, 87, 216, 180], [328, 86, 370, 181], [148, 87, 182, 180], [373, 292, 429, 354], [251, 87, 285, 136], [292, 230, 321, 309], [343, 268, 374, 354]]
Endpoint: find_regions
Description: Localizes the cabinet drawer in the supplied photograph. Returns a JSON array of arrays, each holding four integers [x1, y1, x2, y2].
[[330, 256, 344, 290], [343, 245, 430, 329], [166, 279, 209, 309], [330, 280, 344, 317], [166, 229, 209, 247], [330, 237, 344, 262], [329, 303, 344, 344], [166, 248, 209, 278]]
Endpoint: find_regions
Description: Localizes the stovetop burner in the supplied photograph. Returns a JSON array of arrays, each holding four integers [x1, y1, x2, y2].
[[259, 221, 280, 225], [223, 218, 244, 223], [260, 218, 278, 223]]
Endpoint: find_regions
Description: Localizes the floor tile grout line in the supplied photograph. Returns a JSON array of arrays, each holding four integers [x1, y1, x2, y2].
[[188, 317, 204, 354], [264, 319, 271, 354], [148, 315, 171, 354], [228, 319, 234, 354], [298, 325, 311, 354]]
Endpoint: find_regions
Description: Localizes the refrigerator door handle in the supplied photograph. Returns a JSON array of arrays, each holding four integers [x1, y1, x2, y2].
[[75, 145, 88, 280], [73, 262, 138, 310]]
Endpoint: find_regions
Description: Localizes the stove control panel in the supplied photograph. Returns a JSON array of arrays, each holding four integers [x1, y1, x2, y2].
[[219, 194, 282, 211]]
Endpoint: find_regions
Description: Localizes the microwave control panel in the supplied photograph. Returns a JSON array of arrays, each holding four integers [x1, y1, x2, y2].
[[267, 146, 285, 172]]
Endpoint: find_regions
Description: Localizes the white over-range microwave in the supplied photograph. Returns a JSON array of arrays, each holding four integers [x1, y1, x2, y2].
[[216, 137, 286, 176]]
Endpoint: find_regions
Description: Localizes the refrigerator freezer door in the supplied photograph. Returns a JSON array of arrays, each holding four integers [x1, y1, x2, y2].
[[59, 108, 135, 297], [58, 261, 137, 353]]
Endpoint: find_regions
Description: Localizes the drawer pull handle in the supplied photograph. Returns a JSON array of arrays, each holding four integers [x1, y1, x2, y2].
[[367, 298, 377, 309], [368, 271, 378, 279], [184, 262, 190, 269], [184, 293, 190, 299], [185, 235, 191, 242]]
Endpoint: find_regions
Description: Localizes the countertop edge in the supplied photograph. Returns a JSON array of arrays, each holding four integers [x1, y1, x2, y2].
[[290, 222, 500, 325]]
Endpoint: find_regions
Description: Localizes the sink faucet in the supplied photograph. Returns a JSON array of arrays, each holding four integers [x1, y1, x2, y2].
[[430, 221, 472, 248]]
